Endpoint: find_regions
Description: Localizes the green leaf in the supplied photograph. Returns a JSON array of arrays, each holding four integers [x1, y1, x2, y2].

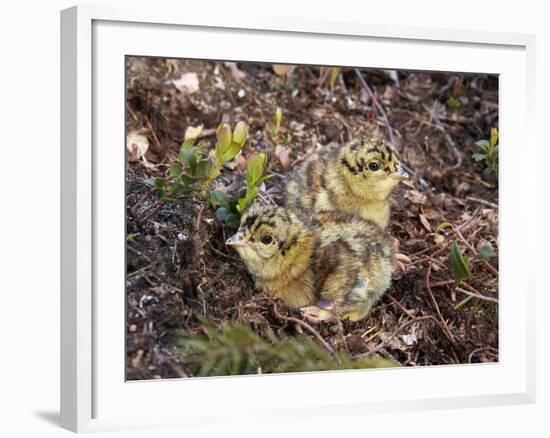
[[180, 138, 196, 151], [256, 175, 272, 185], [195, 159, 212, 177], [232, 121, 247, 147], [453, 295, 474, 310], [169, 161, 183, 177], [329, 67, 339, 88], [237, 186, 259, 213], [475, 243, 494, 261], [221, 142, 242, 163], [245, 187, 260, 205], [154, 177, 166, 191], [273, 107, 282, 129], [472, 153, 487, 162], [180, 173, 198, 185], [127, 233, 140, 242], [210, 190, 233, 211], [246, 152, 267, 187], [168, 182, 194, 197], [475, 139, 490, 151], [236, 198, 246, 213], [216, 123, 232, 154], [179, 139, 197, 162], [225, 213, 241, 230], [215, 207, 230, 223], [447, 96, 461, 110], [449, 241, 471, 284], [180, 144, 200, 175], [188, 151, 198, 175], [490, 128, 499, 148], [435, 222, 453, 233]]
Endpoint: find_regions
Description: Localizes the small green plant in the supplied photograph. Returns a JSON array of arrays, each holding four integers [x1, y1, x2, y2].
[[319, 66, 340, 90], [266, 107, 293, 171], [266, 107, 294, 149], [172, 320, 396, 377], [473, 127, 499, 179], [446, 75, 468, 111], [155, 122, 248, 200], [126, 232, 140, 242], [449, 240, 494, 284], [210, 151, 269, 229]]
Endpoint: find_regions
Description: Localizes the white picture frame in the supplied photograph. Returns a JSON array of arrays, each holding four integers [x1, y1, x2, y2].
[[60, 5, 536, 433]]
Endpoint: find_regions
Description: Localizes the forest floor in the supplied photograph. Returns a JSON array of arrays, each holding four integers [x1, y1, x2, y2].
[[125, 57, 499, 380]]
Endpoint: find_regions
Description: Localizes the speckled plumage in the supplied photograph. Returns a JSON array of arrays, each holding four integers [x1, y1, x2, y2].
[[226, 204, 394, 321], [285, 136, 407, 229]]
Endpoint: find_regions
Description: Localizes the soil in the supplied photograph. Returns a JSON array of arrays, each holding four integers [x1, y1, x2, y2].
[[125, 57, 499, 380]]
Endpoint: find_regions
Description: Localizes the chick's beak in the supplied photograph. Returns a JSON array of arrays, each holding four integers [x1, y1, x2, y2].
[[226, 232, 248, 248], [389, 166, 409, 181]]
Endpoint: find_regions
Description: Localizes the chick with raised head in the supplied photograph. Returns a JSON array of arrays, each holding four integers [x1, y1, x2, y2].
[[285, 136, 408, 230], [226, 203, 394, 321]]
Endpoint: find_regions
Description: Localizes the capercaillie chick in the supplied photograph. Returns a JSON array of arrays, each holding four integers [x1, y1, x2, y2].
[[225, 203, 394, 321], [285, 136, 408, 229]]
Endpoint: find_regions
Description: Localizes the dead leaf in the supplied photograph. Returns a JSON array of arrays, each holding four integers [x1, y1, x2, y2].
[[401, 332, 418, 346], [171, 72, 199, 94], [131, 349, 144, 368], [126, 131, 149, 162], [419, 213, 432, 232], [272, 64, 290, 76], [224, 62, 246, 81], [433, 234, 445, 244], [275, 145, 291, 172], [235, 155, 247, 171], [213, 76, 225, 90], [184, 125, 204, 140], [404, 189, 427, 205]]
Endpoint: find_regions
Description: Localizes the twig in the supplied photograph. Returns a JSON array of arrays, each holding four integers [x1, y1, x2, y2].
[[454, 226, 499, 277], [429, 279, 456, 288], [455, 286, 498, 304], [422, 103, 462, 170], [196, 281, 208, 316], [127, 264, 153, 279], [357, 315, 436, 357], [386, 293, 414, 318], [195, 205, 205, 229], [408, 207, 481, 261], [208, 243, 243, 263], [354, 68, 394, 145], [338, 73, 348, 93], [409, 239, 451, 259], [131, 187, 156, 216], [138, 200, 165, 225], [466, 196, 498, 209], [354, 68, 429, 187], [146, 119, 161, 148], [468, 346, 499, 363], [426, 264, 457, 346], [270, 300, 336, 357]]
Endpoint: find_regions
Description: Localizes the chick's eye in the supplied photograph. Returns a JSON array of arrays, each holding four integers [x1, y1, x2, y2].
[[260, 235, 273, 245], [367, 161, 381, 171]]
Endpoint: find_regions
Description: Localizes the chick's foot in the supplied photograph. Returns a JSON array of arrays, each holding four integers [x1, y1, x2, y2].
[[300, 300, 338, 324], [392, 238, 411, 273]]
